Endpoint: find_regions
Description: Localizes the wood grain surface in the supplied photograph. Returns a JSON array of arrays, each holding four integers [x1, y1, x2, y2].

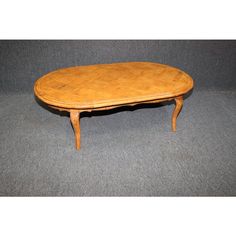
[[34, 62, 193, 149], [34, 62, 193, 109]]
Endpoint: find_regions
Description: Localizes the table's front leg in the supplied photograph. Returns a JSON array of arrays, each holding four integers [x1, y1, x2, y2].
[[172, 96, 183, 132], [70, 110, 81, 150]]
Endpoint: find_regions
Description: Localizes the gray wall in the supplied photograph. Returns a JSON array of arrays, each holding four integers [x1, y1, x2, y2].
[[0, 40, 235, 93]]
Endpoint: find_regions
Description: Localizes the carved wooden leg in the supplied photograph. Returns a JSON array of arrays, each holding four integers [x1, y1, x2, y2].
[[70, 110, 81, 150], [172, 96, 183, 132]]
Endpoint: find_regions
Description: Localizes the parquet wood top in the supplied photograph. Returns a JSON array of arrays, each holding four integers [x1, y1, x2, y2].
[[34, 62, 193, 109]]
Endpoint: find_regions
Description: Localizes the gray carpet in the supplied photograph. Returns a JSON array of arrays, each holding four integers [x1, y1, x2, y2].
[[0, 90, 235, 196]]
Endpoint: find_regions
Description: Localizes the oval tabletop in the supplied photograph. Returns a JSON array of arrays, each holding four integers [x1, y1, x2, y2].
[[34, 62, 193, 109]]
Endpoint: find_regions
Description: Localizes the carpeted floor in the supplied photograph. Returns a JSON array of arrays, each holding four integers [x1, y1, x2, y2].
[[0, 90, 235, 196]]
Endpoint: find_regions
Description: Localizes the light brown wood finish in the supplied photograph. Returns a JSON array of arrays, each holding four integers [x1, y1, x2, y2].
[[70, 111, 80, 150], [172, 96, 183, 132], [34, 62, 193, 150]]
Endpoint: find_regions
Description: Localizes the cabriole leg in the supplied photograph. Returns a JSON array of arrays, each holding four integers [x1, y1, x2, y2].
[[172, 96, 183, 132], [70, 110, 81, 150]]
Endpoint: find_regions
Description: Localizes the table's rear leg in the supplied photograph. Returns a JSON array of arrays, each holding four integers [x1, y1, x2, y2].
[[172, 96, 183, 132], [70, 110, 81, 150]]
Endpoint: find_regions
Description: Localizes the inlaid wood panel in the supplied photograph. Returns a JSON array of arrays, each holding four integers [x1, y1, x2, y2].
[[34, 62, 193, 109]]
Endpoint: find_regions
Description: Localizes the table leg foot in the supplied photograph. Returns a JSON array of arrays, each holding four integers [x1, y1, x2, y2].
[[172, 96, 183, 132], [70, 110, 80, 150]]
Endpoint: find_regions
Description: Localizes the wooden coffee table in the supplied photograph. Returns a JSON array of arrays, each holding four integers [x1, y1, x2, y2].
[[34, 62, 193, 150]]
